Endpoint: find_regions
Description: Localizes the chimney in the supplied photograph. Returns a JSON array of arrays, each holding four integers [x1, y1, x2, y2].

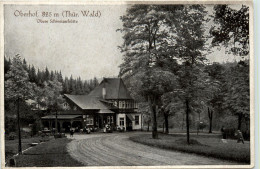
[[102, 78, 107, 99], [102, 87, 106, 99]]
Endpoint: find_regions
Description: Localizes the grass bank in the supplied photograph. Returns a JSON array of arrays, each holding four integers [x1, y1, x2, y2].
[[5, 136, 52, 161], [12, 138, 83, 167], [129, 133, 250, 164]]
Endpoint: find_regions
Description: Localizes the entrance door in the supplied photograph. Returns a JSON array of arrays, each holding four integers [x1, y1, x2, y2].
[[126, 115, 133, 131]]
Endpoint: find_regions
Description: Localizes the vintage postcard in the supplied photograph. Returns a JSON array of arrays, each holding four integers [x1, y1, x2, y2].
[[0, 0, 254, 168]]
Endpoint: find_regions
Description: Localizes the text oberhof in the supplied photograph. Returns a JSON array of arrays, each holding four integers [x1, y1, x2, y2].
[[14, 10, 101, 18]]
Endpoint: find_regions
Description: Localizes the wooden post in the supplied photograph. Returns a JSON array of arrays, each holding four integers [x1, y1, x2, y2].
[[101, 115, 104, 128], [17, 97, 22, 154], [141, 113, 143, 131], [186, 99, 190, 145], [48, 120, 51, 130], [81, 112, 84, 130]]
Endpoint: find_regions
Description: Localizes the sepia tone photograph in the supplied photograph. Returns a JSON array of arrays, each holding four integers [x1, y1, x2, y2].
[[2, 1, 253, 168]]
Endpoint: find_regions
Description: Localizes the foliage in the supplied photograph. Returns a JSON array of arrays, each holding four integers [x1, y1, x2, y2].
[[223, 61, 249, 129], [118, 5, 181, 138], [40, 76, 65, 112], [210, 5, 249, 56], [5, 55, 36, 101], [119, 4, 210, 141], [163, 4, 208, 124]]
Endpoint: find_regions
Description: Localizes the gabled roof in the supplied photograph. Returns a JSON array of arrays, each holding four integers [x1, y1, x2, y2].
[[88, 78, 133, 100], [64, 94, 111, 110], [64, 78, 133, 111]]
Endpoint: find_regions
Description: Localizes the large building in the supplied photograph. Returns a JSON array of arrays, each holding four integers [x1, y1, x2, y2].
[[41, 78, 141, 132]]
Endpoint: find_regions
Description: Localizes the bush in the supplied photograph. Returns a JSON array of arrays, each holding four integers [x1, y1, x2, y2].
[[5, 116, 17, 135], [8, 132, 16, 140], [198, 121, 207, 130], [54, 133, 66, 139], [223, 128, 236, 139]]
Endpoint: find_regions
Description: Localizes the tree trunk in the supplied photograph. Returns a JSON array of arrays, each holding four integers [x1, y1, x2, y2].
[[208, 107, 213, 133], [17, 97, 22, 154], [238, 113, 242, 130], [148, 96, 158, 139], [152, 104, 158, 139], [186, 99, 190, 144], [164, 112, 169, 134], [182, 114, 184, 130], [55, 111, 58, 134]]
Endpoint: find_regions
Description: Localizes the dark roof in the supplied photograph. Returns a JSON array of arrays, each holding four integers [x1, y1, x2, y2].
[[41, 115, 81, 120], [58, 110, 82, 115], [64, 78, 133, 110], [64, 94, 111, 110], [88, 78, 133, 99]]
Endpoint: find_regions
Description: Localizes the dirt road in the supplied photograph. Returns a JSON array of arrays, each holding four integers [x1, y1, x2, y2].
[[67, 132, 238, 166]]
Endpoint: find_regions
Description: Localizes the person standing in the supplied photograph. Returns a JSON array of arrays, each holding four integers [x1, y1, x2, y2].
[[221, 126, 226, 139], [70, 128, 74, 137], [236, 130, 244, 144]]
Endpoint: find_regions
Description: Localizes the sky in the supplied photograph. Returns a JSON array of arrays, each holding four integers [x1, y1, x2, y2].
[[4, 4, 246, 80]]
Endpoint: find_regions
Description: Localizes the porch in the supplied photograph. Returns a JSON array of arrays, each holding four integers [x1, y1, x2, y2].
[[41, 115, 83, 132]]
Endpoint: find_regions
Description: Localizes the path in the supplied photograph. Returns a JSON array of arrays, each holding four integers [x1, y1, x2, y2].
[[67, 132, 239, 166]]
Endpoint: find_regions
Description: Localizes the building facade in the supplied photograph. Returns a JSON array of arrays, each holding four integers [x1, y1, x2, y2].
[[41, 78, 141, 131]]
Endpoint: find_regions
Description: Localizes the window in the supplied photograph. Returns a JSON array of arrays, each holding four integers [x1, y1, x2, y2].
[[89, 119, 93, 125], [135, 115, 139, 125], [120, 117, 124, 126], [114, 101, 117, 107], [119, 101, 122, 108], [86, 117, 94, 125], [122, 101, 125, 108]]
